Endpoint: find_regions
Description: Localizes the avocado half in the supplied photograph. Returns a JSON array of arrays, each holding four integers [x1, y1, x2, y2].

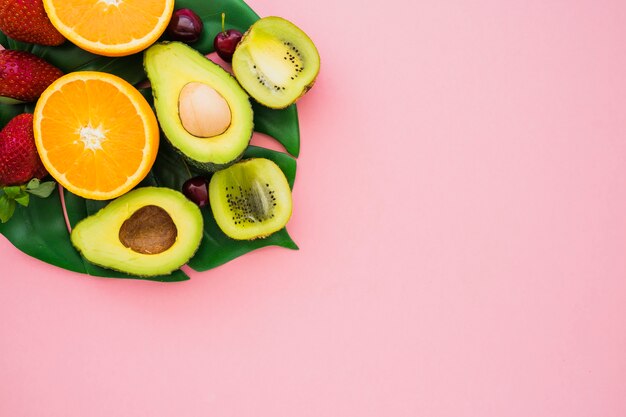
[[232, 16, 320, 109], [144, 42, 254, 171], [70, 187, 203, 277]]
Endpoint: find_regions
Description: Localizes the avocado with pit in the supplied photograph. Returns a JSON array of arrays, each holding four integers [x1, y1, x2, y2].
[[70, 187, 203, 277], [144, 42, 254, 171]]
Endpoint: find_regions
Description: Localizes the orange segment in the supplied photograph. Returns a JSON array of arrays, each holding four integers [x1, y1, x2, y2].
[[33, 71, 159, 200], [43, 0, 175, 56]]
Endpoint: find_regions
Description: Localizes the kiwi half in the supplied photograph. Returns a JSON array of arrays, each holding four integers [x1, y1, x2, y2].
[[209, 158, 293, 240], [232, 16, 320, 109]]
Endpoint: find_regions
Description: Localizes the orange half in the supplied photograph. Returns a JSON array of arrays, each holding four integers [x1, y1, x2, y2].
[[43, 0, 175, 57], [33, 71, 159, 200]]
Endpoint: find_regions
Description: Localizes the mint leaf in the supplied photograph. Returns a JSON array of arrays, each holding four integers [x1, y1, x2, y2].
[[26, 181, 56, 198], [0, 194, 16, 223]]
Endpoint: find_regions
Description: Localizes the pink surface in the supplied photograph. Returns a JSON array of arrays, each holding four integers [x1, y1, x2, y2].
[[2, 0, 626, 416]]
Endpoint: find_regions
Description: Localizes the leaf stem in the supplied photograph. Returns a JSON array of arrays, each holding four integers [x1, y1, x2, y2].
[[179, 153, 192, 178]]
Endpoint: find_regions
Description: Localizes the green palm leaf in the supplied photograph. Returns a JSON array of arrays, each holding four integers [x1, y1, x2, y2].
[[0, 0, 301, 281]]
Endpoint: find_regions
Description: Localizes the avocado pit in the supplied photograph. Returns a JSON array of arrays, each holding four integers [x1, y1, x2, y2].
[[178, 82, 231, 137], [119, 205, 177, 254]]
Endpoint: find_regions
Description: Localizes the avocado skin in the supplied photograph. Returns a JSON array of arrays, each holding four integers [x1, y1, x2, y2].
[[171, 140, 248, 173]]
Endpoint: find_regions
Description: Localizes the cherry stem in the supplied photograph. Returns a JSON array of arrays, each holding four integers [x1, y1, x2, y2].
[[221, 12, 226, 35]]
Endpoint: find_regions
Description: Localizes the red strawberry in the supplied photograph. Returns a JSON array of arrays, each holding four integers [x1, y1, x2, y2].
[[0, 113, 48, 187], [0, 49, 63, 102], [0, 0, 65, 46]]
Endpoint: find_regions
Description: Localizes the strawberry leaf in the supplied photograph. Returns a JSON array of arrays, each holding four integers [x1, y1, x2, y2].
[[0, 194, 16, 223], [25, 178, 40, 189], [2, 186, 22, 199], [14, 192, 29, 207], [26, 179, 56, 198], [2, 185, 29, 207]]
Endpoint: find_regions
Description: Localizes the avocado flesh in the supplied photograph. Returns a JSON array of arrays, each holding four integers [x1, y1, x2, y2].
[[209, 158, 292, 240], [232, 16, 320, 109], [70, 187, 203, 276], [144, 42, 254, 171]]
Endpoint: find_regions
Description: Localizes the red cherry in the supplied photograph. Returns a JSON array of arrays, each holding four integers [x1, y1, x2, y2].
[[214, 29, 243, 62], [182, 176, 209, 207], [167, 8, 204, 43], [213, 13, 242, 62]]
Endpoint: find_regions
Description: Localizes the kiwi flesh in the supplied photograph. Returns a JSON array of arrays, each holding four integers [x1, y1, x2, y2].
[[209, 158, 293, 240], [232, 16, 320, 109]]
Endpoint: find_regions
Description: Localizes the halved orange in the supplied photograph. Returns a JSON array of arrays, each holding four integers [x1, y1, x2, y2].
[[43, 0, 175, 57], [33, 71, 159, 200]]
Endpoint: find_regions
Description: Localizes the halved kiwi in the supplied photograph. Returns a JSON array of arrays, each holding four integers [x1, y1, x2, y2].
[[232, 16, 320, 109], [209, 158, 293, 240]]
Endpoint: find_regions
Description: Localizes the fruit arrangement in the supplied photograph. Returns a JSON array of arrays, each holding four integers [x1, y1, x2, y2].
[[0, 0, 320, 281]]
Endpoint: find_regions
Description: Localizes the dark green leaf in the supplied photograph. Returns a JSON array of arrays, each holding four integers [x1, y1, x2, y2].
[[144, 138, 196, 190], [252, 102, 301, 156], [6, 38, 147, 85], [0, 102, 26, 127], [0, 187, 86, 271], [173, 0, 260, 55]]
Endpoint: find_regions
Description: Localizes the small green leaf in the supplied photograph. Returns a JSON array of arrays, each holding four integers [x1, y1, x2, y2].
[[0, 194, 16, 223], [3, 186, 22, 199], [1, 185, 30, 207], [15, 192, 29, 207], [27, 181, 57, 198], [26, 178, 40, 189]]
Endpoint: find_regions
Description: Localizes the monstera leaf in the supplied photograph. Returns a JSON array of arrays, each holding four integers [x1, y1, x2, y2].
[[0, 0, 301, 281]]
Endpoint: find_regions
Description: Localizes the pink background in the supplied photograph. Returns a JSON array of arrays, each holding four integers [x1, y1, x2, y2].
[[2, 0, 626, 415]]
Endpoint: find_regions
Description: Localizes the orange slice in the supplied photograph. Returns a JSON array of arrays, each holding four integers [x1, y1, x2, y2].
[[33, 71, 159, 200], [42, 0, 175, 57]]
